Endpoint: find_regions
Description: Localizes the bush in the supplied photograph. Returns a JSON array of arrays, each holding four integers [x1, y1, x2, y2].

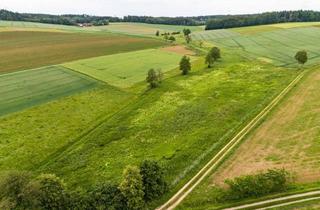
[[119, 166, 145, 210], [0, 171, 32, 208], [225, 169, 290, 200], [90, 183, 127, 210], [140, 160, 168, 201], [24, 174, 68, 209]]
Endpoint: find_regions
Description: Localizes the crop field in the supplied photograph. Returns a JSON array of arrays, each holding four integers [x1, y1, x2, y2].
[[0, 66, 98, 116], [178, 67, 320, 210], [99, 22, 204, 35], [64, 48, 189, 87], [0, 85, 133, 172], [193, 26, 320, 66], [0, 30, 166, 73]]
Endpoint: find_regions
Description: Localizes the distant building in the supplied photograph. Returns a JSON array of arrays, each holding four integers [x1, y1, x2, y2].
[[77, 23, 93, 27]]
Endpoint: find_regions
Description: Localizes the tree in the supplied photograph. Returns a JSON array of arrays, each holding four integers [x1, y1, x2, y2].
[[205, 47, 221, 68], [140, 160, 168, 201], [185, 35, 192, 44], [24, 174, 68, 210], [179, 56, 191, 75], [205, 52, 215, 68], [295, 50, 308, 67], [0, 171, 32, 208], [90, 183, 126, 210], [146, 69, 163, 88], [183, 28, 192, 36], [211, 47, 221, 60], [155, 30, 160, 36], [119, 166, 145, 210], [168, 35, 176, 42], [163, 33, 169, 41]]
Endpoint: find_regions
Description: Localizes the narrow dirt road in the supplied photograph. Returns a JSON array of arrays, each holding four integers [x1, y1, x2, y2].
[[224, 190, 320, 210]]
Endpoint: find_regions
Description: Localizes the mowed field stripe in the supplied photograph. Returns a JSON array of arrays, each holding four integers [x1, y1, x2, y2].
[[157, 70, 307, 210]]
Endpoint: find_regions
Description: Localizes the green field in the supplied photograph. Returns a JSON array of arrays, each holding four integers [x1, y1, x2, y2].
[[0, 20, 204, 36], [64, 48, 189, 87], [31, 51, 298, 189], [0, 66, 98, 116], [193, 26, 320, 66], [0, 30, 166, 73], [100, 22, 204, 35], [0, 85, 133, 172]]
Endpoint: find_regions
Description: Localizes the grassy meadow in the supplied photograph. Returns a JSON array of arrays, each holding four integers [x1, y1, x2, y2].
[[0, 30, 166, 73], [2, 20, 320, 209], [0, 85, 134, 172], [0, 66, 98, 116], [64, 48, 191, 88], [33, 51, 299, 190]]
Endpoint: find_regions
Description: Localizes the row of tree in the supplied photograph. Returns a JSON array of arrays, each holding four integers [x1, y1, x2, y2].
[[147, 47, 221, 88], [0, 9, 113, 26], [4, 9, 320, 28], [205, 10, 320, 30], [0, 160, 167, 210]]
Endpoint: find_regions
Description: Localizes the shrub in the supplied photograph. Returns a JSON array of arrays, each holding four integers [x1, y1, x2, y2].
[[140, 160, 168, 201], [0, 171, 32, 208], [119, 166, 145, 210], [24, 174, 68, 209], [225, 169, 290, 200]]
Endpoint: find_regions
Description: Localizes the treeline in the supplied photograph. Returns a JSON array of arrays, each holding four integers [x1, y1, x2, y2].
[[205, 10, 320, 30], [0, 9, 116, 26], [0, 160, 167, 210], [3, 9, 320, 28]]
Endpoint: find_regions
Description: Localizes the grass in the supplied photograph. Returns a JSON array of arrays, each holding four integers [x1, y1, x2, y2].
[[0, 31, 166, 73], [64, 48, 191, 88], [0, 66, 98, 116], [193, 26, 320, 66], [177, 65, 320, 209], [0, 85, 134, 172], [27, 50, 299, 190]]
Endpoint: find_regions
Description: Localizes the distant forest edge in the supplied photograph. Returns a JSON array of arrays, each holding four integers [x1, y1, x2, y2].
[[1, 9, 320, 29]]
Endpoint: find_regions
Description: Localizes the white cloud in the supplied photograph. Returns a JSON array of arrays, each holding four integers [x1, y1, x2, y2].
[[1, 0, 320, 17]]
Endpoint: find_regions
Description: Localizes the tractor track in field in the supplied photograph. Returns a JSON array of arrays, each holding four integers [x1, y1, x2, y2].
[[157, 69, 307, 210], [224, 190, 320, 210]]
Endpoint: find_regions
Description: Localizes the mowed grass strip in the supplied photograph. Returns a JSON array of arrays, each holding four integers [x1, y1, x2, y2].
[[0, 31, 166, 73], [64, 49, 188, 88], [0, 66, 98, 116]]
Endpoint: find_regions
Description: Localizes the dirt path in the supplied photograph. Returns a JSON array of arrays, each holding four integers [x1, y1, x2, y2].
[[224, 191, 320, 210]]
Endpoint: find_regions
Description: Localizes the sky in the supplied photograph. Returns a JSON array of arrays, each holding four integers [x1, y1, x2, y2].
[[1, 0, 320, 17]]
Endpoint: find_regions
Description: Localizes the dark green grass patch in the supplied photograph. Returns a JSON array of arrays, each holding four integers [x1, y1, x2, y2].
[[0, 31, 166, 73], [0, 66, 98, 116]]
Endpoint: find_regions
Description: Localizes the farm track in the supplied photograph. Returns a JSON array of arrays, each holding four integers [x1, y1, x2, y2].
[[157, 70, 307, 210], [224, 190, 320, 210]]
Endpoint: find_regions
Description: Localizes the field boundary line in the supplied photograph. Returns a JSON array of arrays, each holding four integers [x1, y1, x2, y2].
[[224, 190, 320, 210], [157, 70, 307, 210]]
